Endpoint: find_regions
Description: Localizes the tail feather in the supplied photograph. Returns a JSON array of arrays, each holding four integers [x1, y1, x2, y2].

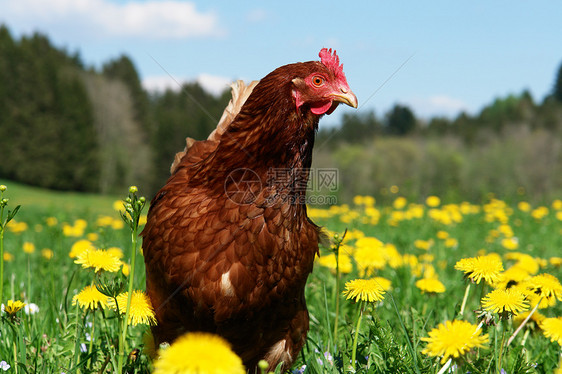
[[170, 80, 258, 174]]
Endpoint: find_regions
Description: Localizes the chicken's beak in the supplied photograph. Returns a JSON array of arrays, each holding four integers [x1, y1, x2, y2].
[[332, 89, 358, 108]]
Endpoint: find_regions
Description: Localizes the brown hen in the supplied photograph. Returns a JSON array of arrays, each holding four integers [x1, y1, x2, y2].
[[142, 48, 357, 372]]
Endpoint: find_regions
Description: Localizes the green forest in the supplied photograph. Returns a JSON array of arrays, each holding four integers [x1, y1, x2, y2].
[[1, 25, 561, 203]]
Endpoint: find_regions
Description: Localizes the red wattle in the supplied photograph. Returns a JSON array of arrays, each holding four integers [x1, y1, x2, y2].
[[310, 101, 333, 115]]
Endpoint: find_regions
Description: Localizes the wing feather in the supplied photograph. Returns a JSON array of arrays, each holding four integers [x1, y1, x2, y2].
[[169, 80, 259, 174]]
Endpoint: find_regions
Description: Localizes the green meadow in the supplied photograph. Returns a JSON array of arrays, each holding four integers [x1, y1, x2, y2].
[[0, 181, 561, 373]]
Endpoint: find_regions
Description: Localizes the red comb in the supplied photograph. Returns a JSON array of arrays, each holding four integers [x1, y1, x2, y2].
[[319, 48, 345, 79]]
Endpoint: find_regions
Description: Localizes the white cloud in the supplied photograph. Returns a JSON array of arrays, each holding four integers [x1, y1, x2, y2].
[[143, 73, 233, 96], [1, 0, 222, 39], [196, 73, 233, 96], [404, 95, 471, 119]]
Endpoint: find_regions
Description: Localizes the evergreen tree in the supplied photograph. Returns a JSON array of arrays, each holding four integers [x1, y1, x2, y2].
[[102, 55, 150, 132], [553, 61, 562, 102], [386, 104, 416, 135]]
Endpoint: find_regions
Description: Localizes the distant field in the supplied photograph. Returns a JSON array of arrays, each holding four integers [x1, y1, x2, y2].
[[0, 179, 124, 217], [0, 181, 561, 373]]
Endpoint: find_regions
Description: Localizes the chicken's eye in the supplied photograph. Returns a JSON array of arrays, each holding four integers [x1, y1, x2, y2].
[[312, 76, 325, 87]]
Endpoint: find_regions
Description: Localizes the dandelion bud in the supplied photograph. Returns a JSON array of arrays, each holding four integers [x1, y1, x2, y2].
[[258, 360, 269, 370], [0, 185, 6, 192], [129, 186, 138, 194], [126, 197, 132, 204], [334, 233, 340, 240], [139, 197, 146, 204], [1, 198, 8, 205]]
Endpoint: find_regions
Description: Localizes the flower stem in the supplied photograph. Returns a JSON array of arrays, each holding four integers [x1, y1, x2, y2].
[[117, 187, 144, 374], [351, 300, 365, 372], [333, 229, 347, 348], [507, 297, 541, 346], [73, 302, 82, 372], [120, 227, 138, 369], [0, 228, 4, 303], [437, 358, 452, 374], [459, 283, 471, 316], [13, 339, 18, 374], [497, 324, 506, 371], [87, 310, 95, 370]]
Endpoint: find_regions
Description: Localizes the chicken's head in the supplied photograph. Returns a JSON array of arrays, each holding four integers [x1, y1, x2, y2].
[[291, 48, 358, 115]]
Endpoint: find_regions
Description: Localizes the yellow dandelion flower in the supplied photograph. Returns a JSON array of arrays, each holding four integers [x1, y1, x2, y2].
[[355, 246, 386, 276], [96, 216, 114, 227], [69, 239, 96, 258], [384, 243, 403, 268], [498, 224, 514, 237], [455, 255, 503, 285], [421, 320, 489, 364], [46, 216, 58, 226], [493, 266, 530, 290], [402, 253, 419, 269], [550, 257, 562, 267], [372, 276, 392, 291], [501, 237, 519, 250], [3, 252, 14, 262], [419, 254, 435, 263], [363, 195, 375, 207], [7, 220, 28, 234], [112, 219, 125, 230], [153, 332, 245, 374], [317, 253, 353, 274], [72, 285, 109, 310], [393, 196, 407, 210], [444, 238, 458, 248], [122, 263, 130, 277], [513, 309, 545, 327], [505, 252, 539, 274], [113, 200, 126, 212], [344, 229, 365, 241], [436, 230, 449, 240], [109, 291, 157, 326], [74, 248, 122, 273], [107, 247, 124, 259], [22, 241, 35, 254], [41, 248, 54, 260], [415, 278, 446, 294], [414, 239, 433, 251], [353, 195, 365, 206], [518, 201, 531, 212], [526, 273, 562, 307], [531, 206, 549, 220], [3, 300, 26, 316], [343, 278, 386, 303], [481, 288, 529, 315], [426, 195, 441, 207], [389, 185, 399, 194], [540, 317, 562, 346], [87, 232, 99, 242], [355, 236, 384, 249]]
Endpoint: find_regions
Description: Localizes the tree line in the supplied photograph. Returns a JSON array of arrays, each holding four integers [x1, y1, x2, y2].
[[0, 25, 229, 195], [1, 25, 562, 201]]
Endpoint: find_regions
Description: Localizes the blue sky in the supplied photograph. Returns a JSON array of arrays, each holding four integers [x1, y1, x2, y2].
[[1, 1, 561, 125]]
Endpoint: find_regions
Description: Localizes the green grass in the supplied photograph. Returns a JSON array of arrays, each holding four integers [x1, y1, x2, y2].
[[0, 179, 120, 217], [0, 182, 561, 373]]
